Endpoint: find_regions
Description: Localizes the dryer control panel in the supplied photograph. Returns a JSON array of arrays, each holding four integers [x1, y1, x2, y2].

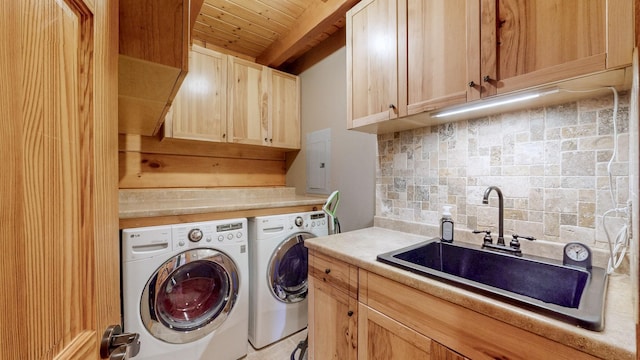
[[172, 219, 247, 251]]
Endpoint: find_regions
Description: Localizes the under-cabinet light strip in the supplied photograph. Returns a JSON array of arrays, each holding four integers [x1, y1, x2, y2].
[[433, 88, 559, 118]]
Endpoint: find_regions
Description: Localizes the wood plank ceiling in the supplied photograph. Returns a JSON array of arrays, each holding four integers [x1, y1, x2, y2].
[[192, 0, 358, 72]]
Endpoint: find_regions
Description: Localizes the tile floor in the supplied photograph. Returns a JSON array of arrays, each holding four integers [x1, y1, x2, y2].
[[244, 329, 307, 360]]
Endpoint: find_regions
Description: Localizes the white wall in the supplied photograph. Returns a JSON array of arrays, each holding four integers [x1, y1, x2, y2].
[[286, 47, 377, 232]]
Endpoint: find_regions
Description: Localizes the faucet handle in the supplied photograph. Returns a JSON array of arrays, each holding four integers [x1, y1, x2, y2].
[[473, 230, 493, 245], [510, 234, 536, 250]]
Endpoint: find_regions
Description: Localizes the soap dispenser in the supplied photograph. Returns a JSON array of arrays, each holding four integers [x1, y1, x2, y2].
[[440, 206, 454, 242]]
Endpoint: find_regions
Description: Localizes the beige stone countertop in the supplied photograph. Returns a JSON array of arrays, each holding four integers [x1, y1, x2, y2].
[[119, 187, 326, 218], [305, 226, 635, 360]]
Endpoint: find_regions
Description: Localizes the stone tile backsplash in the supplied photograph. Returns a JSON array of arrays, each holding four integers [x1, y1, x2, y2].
[[376, 92, 630, 249]]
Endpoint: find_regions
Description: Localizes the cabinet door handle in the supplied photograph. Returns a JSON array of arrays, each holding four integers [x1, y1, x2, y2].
[[483, 75, 492, 82], [468, 81, 476, 88], [324, 268, 331, 274], [347, 310, 354, 317]]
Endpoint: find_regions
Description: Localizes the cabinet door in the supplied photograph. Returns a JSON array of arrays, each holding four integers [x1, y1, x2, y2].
[[406, 0, 480, 114], [269, 68, 300, 149], [228, 57, 267, 146], [169, 46, 227, 142], [358, 304, 432, 359], [347, 0, 399, 129], [480, 0, 632, 97], [308, 275, 357, 360]]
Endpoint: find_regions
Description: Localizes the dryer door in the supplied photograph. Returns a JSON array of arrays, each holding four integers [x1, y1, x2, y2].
[[267, 232, 314, 303], [140, 248, 240, 344]]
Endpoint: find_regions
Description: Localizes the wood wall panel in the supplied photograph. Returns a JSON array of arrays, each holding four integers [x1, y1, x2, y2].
[[119, 134, 289, 189], [119, 150, 286, 188]]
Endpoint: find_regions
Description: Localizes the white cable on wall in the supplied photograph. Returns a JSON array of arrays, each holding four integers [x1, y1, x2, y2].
[[559, 87, 630, 273]]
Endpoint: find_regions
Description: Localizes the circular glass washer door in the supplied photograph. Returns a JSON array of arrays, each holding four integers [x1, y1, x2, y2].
[[267, 232, 314, 303], [140, 248, 240, 344]]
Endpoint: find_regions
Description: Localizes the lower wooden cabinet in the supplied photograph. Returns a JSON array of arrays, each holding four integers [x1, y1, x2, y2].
[[308, 275, 358, 360], [308, 252, 599, 360], [359, 304, 467, 360], [308, 252, 358, 360]]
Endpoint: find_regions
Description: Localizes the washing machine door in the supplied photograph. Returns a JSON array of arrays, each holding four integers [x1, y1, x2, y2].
[[267, 232, 314, 303], [140, 248, 240, 344]]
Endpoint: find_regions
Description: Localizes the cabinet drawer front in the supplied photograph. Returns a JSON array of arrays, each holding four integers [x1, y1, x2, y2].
[[309, 252, 357, 298]]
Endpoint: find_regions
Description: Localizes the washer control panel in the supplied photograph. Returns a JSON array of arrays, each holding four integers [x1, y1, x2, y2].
[[172, 218, 247, 251], [285, 212, 328, 235]]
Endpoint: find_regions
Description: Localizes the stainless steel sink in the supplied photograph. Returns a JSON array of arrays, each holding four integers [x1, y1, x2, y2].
[[376, 239, 608, 331]]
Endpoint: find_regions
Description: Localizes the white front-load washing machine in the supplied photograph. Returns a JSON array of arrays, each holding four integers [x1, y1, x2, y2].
[[247, 211, 328, 349], [121, 218, 249, 360]]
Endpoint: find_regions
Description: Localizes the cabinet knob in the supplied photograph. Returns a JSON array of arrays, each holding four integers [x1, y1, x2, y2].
[[270, 138, 273, 143], [347, 310, 354, 317], [264, 137, 268, 142], [483, 75, 492, 83], [388, 104, 396, 109], [468, 81, 476, 88], [222, 133, 226, 138], [324, 268, 331, 274]]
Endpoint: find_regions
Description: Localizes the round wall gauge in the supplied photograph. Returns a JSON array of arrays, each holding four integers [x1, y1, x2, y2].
[[563, 242, 592, 269]]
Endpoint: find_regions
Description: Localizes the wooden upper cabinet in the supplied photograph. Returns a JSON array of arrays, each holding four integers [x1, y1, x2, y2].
[[346, 0, 633, 133], [406, 0, 480, 115], [166, 46, 228, 142], [347, 0, 400, 129], [228, 58, 301, 149], [347, 0, 476, 129], [118, 0, 204, 136], [269, 69, 301, 149], [228, 57, 268, 147], [480, 0, 634, 97]]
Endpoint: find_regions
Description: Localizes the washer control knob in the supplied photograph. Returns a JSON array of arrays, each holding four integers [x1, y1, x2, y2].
[[295, 216, 304, 227], [218, 235, 224, 242], [178, 240, 185, 247], [227, 233, 233, 240], [188, 228, 203, 242], [311, 221, 316, 227], [236, 232, 242, 238]]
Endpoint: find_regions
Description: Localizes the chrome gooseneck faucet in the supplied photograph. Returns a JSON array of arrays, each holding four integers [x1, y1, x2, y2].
[[482, 186, 504, 246]]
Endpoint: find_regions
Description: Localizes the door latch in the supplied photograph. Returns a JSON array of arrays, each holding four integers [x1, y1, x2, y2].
[[100, 324, 140, 360]]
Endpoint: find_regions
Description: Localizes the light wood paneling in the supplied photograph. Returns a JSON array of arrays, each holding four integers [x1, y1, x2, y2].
[[256, 0, 359, 67], [120, 134, 287, 160], [1, 0, 119, 358], [119, 151, 285, 188], [194, 0, 354, 68], [118, 134, 290, 189]]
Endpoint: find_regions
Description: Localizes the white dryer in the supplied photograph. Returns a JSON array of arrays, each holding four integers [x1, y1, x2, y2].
[[121, 218, 249, 360], [248, 211, 328, 349]]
